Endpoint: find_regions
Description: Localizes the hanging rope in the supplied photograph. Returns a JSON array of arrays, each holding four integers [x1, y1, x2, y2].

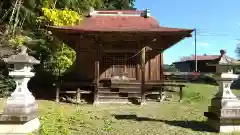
[[103, 46, 149, 62]]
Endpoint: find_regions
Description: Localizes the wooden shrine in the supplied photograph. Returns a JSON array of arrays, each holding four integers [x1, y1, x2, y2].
[[48, 8, 194, 104]]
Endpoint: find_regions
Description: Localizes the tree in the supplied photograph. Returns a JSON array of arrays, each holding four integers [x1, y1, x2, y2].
[[0, 0, 136, 78], [0, 0, 136, 96], [236, 42, 240, 58], [163, 64, 179, 72], [102, 0, 136, 9]]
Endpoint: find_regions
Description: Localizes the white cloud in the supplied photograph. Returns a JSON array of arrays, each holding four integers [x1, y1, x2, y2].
[[236, 23, 240, 27], [198, 42, 211, 47], [191, 42, 211, 47]]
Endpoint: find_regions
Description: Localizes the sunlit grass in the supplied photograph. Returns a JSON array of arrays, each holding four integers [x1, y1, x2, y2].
[[1, 83, 240, 135]]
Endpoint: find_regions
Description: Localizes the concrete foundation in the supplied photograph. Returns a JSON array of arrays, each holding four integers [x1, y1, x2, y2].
[[0, 117, 40, 134]]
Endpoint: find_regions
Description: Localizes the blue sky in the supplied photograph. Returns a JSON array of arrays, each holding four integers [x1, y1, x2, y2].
[[136, 0, 240, 64]]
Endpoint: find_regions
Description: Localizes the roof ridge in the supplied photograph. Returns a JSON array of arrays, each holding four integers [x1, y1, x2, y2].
[[87, 7, 151, 18], [94, 9, 143, 12]]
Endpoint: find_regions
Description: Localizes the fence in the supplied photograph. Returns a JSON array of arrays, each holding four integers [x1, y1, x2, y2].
[[163, 72, 216, 84]]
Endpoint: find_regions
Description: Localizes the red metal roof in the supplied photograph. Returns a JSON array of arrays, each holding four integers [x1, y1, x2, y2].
[[48, 9, 194, 51], [178, 54, 235, 62], [180, 55, 220, 61], [48, 10, 193, 34], [49, 16, 193, 33], [69, 16, 160, 31]]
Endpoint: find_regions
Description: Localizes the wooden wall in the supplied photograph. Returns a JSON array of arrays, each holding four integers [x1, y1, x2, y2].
[[74, 38, 97, 81], [99, 51, 163, 81], [145, 53, 163, 81], [73, 38, 164, 82]]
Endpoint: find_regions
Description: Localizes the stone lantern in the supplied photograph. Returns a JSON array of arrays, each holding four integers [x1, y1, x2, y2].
[[0, 46, 40, 134], [204, 50, 240, 133]]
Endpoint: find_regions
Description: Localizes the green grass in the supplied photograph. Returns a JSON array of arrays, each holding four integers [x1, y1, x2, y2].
[[1, 83, 240, 135]]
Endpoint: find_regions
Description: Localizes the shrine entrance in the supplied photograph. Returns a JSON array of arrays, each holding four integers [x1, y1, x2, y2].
[[101, 51, 138, 80], [49, 8, 193, 104]]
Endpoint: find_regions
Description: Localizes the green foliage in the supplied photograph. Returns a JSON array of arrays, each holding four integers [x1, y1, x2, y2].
[[103, 117, 114, 131], [181, 83, 216, 104], [46, 44, 76, 76], [38, 8, 82, 26], [164, 64, 179, 72], [236, 43, 240, 59], [184, 92, 203, 103], [8, 35, 32, 48], [18, 83, 220, 135], [0, 0, 136, 80], [39, 109, 70, 135], [0, 70, 15, 97], [0, 83, 224, 134], [36, 8, 81, 76], [204, 73, 214, 78], [102, 0, 136, 9], [0, 0, 136, 26], [39, 106, 89, 134]]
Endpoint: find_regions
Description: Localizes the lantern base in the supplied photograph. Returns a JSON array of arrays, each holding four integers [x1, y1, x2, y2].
[[3, 103, 38, 116], [3, 93, 38, 115], [0, 116, 40, 134], [204, 112, 240, 133], [205, 97, 240, 133], [210, 97, 240, 109]]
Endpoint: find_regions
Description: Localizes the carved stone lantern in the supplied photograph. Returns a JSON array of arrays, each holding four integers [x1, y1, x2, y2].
[[204, 49, 240, 133], [0, 46, 40, 134]]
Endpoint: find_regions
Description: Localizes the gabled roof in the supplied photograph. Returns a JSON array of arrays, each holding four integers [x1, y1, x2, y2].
[[52, 16, 192, 33], [174, 50, 236, 63], [180, 55, 220, 62], [48, 9, 193, 35], [48, 8, 194, 51]]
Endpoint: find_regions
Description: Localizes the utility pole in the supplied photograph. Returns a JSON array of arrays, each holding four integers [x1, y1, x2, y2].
[[194, 28, 197, 72]]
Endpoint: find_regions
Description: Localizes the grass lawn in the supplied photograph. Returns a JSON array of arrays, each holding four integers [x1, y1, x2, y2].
[[1, 83, 240, 135]]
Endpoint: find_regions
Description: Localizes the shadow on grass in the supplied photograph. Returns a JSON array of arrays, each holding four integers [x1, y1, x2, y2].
[[113, 114, 216, 133]]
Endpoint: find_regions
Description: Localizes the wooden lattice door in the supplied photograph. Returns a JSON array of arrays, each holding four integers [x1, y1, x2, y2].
[[101, 52, 138, 79]]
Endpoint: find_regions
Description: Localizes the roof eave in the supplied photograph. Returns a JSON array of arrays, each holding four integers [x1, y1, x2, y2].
[[173, 58, 220, 64], [48, 26, 193, 36]]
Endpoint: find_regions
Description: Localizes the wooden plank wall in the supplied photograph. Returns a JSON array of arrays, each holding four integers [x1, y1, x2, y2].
[[100, 64, 137, 79], [75, 39, 97, 81], [145, 53, 162, 81], [99, 52, 163, 81], [74, 37, 164, 81]]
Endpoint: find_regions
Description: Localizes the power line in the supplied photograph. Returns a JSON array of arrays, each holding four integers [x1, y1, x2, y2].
[[192, 28, 234, 72], [194, 29, 238, 37], [197, 34, 233, 37], [194, 29, 197, 72], [192, 28, 240, 71]]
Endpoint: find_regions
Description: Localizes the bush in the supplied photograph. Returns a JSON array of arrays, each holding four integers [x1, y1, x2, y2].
[[184, 92, 204, 104], [0, 68, 15, 97]]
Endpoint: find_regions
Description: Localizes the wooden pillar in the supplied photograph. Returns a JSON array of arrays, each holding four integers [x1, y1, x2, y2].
[[124, 53, 127, 73], [140, 47, 146, 104], [76, 88, 81, 103], [179, 87, 183, 102], [148, 54, 151, 80], [159, 52, 164, 81], [94, 44, 100, 104], [136, 64, 140, 80], [56, 87, 60, 103], [75, 43, 80, 65]]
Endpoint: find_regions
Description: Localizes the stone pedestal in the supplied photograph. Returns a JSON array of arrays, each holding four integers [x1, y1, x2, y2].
[[0, 116, 40, 134], [0, 46, 40, 134], [3, 72, 38, 113], [204, 73, 240, 133]]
